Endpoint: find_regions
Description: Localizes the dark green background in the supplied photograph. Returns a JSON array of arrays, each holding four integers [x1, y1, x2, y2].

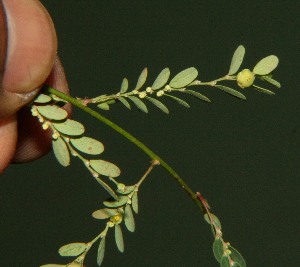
[[1, 1, 299, 266]]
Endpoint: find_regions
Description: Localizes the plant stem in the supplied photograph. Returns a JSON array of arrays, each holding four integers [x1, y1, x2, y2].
[[43, 85, 204, 212]]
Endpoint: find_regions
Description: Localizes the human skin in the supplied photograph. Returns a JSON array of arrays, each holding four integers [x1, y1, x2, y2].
[[0, 0, 70, 173]]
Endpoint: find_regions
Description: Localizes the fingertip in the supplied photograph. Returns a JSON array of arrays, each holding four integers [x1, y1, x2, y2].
[[13, 55, 70, 163], [1, 0, 57, 94], [0, 115, 17, 173]]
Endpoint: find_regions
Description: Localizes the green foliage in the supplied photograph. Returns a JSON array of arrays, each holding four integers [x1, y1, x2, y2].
[[253, 55, 279, 75], [83, 45, 279, 114], [33, 45, 281, 267], [31, 97, 121, 200], [228, 45, 245, 75], [58, 243, 87, 257]]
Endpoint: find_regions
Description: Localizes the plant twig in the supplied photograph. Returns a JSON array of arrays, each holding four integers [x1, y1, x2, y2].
[[43, 85, 204, 212]]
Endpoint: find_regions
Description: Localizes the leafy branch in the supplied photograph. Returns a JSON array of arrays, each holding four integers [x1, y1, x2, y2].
[[30, 45, 281, 267], [40, 160, 159, 267], [79, 45, 280, 113]]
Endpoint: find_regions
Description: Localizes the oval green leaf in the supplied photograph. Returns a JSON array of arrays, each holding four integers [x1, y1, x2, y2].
[[215, 85, 246, 100], [92, 208, 118, 219], [53, 119, 85, 136], [37, 105, 68, 121], [117, 185, 136, 195], [228, 45, 245, 75], [58, 242, 87, 257], [204, 213, 222, 229], [228, 245, 246, 267], [120, 78, 129, 93], [131, 192, 138, 214], [90, 159, 121, 177], [95, 177, 119, 200], [164, 94, 190, 108], [135, 68, 148, 90], [97, 103, 110, 110], [103, 195, 128, 208], [221, 255, 231, 267], [97, 237, 106, 266], [115, 224, 124, 253], [252, 85, 275, 95], [70, 136, 104, 155], [124, 205, 135, 232], [145, 96, 169, 114], [213, 238, 223, 263], [118, 96, 131, 110], [52, 137, 70, 167], [260, 75, 281, 88], [151, 68, 170, 90], [128, 96, 148, 113], [169, 67, 198, 88], [183, 89, 211, 102], [253, 55, 279, 75], [34, 94, 52, 104]]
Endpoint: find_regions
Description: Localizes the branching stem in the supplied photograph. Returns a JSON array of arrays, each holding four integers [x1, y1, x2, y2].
[[43, 85, 204, 212]]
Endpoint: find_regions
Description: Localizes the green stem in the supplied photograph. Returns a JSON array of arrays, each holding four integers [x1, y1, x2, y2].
[[43, 85, 204, 212]]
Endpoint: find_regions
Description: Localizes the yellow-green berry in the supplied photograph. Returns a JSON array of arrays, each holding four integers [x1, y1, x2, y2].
[[236, 69, 255, 88]]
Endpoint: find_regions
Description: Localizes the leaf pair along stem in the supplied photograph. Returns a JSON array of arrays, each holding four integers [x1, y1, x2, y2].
[[43, 85, 205, 213]]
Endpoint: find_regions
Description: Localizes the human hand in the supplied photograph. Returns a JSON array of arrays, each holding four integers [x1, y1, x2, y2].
[[0, 0, 69, 173]]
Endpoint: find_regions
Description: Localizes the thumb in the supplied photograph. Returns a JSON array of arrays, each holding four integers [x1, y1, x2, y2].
[[0, 0, 57, 118]]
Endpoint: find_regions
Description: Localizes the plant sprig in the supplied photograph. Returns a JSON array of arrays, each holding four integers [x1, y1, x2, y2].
[[31, 45, 281, 266], [79, 45, 280, 113], [31, 96, 121, 200], [40, 160, 159, 267]]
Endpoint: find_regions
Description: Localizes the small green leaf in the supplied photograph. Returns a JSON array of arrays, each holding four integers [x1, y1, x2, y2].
[[97, 103, 110, 110], [92, 208, 118, 219], [131, 192, 138, 214], [228, 245, 246, 267], [103, 195, 128, 208], [151, 68, 170, 90], [215, 85, 246, 100], [135, 68, 148, 90], [118, 96, 131, 110], [37, 105, 68, 121], [204, 213, 222, 229], [70, 136, 104, 155], [253, 55, 279, 75], [252, 85, 275, 95], [228, 45, 245, 75], [115, 224, 124, 253], [145, 96, 169, 114], [90, 159, 121, 177], [169, 67, 198, 88], [124, 205, 135, 232], [128, 96, 148, 113], [58, 242, 87, 257], [34, 94, 52, 104], [221, 255, 231, 267], [52, 137, 70, 167], [213, 238, 223, 263], [164, 94, 190, 108], [53, 119, 85, 136], [117, 185, 136, 195], [183, 90, 211, 102], [95, 177, 119, 200], [260, 76, 281, 88], [97, 237, 106, 266], [120, 78, 129, 93]]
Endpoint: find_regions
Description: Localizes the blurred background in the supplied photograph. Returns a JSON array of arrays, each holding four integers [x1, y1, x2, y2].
[[1, 1, 299, 266]]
